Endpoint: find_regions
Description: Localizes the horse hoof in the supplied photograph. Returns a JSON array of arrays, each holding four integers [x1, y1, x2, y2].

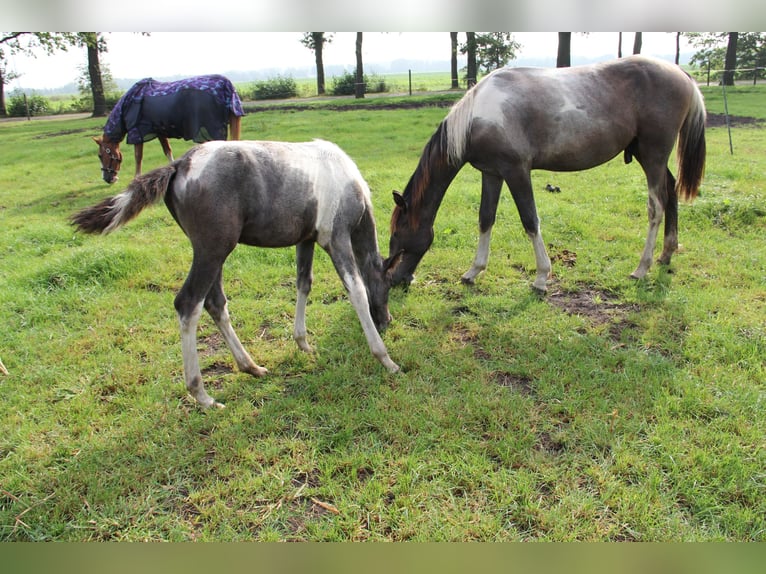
[[460, 275, 476, 286], [243, 364, 268, 377]]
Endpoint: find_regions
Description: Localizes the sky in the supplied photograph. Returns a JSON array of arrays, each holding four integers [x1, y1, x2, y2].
[[6, 32, 698, 91]]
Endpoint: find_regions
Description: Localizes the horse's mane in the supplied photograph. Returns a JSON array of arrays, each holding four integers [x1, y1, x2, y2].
[[390, 91, 476, 233]]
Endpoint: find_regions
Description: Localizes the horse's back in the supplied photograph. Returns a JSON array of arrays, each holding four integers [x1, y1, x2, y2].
[[463, 55, 699, 171], [169, 140, 371, 248]]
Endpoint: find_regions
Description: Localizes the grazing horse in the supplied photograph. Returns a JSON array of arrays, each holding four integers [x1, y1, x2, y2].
[[94, 74, 244, 184], [73, 140, 399, 409], [386, 55, 706, 292]]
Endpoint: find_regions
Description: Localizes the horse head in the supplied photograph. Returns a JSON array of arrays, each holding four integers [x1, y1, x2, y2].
[[385, 191, 434, 287], [94, 136, 123, 184]]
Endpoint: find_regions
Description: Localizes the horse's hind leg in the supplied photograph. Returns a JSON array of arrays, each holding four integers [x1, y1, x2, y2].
[[159, 136, 174, 163], [462, 172, 503, 285], [175, 253, 261, 410], [293, 240, 315, 353], [229, 113, 242, 141], [205, 270, 268, 378], [134, 143, 144, 176], [658, 168, 678, 266], [631, 163, 670, 279]]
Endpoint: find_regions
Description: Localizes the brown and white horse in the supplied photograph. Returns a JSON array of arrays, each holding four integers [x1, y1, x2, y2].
[[386, 56, 707, 292], [74, 140, 399, 409], [95, 74, 244, 184]]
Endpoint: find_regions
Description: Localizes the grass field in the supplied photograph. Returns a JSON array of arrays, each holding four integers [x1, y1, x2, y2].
[[0, 87, 764, 541]]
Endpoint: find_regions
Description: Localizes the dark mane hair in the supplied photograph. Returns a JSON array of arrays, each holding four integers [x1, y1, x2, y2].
[[390, 122, 449, 232]]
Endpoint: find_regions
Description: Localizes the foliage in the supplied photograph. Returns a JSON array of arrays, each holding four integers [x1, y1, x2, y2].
[[1, 92, 765, 541], [686, 32, 766, 81], [300, 32, 334, 51], [251, 75, 299, 100], [5, 88, 49, 116], [461, 32, 520, 74], [330, 70, 388, 96]]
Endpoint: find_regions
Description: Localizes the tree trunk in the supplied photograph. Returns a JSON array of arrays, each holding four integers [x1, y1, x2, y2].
[[313, 33, 326, 95], [86, 34, 107, 117], [0, 67, 6, 116], [557, 32, 571, 67], [354, 32, 364, 99], [466, 32, 477, 87], [450, 32, 459, 89], [675, 32, 681, 65], [632, 32, 642, 55], [618, 32, 622, 58], [723, 32, 738, 86]]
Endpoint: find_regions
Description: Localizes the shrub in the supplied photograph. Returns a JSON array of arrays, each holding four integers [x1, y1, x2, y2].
[[251, 75, 298, 100], [6, 90, 50, 117], [331, 70, 389, 96]]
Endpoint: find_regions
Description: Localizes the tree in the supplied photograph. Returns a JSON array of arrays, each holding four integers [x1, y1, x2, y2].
[[0, 32, 77, 116], [557, 32, 571, 67], [78, 33, 108, 117], [465, 32, 477, 87], [474, 32, 519, 73], [633, 32, 643, 55], [618, 32, 623, 58], [723, 32, 738, 86], [450, 32, 459, 89], [461, 32, 518, 82], [687, 32, 766, 84], [301, 32, 333, 95], [354, 32, 364, 99]]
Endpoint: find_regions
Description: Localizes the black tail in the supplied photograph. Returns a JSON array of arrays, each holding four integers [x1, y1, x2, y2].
[[676, 83, 706, 201], [72, 164, 176, 234]]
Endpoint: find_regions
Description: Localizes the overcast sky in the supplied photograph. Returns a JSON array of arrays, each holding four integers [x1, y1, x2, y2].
[[7, 32, 695, 91]]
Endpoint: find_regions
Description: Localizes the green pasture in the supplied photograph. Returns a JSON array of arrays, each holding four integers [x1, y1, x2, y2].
[[0, 91, 764, 541]]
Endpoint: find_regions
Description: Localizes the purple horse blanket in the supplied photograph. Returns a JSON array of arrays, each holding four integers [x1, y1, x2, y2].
[[104, 74, 245, 145]]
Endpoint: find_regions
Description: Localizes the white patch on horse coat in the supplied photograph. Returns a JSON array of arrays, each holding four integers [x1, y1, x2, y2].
[[103, 191, 133, 234]]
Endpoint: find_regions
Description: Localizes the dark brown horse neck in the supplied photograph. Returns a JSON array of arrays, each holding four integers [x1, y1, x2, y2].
[[392, 122, 463, 233]]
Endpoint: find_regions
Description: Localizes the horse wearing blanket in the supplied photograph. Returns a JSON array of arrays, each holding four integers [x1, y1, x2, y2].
[[94, 74, 244, 183], [386, 55, 707, 292], [73, 140, 400, 409]]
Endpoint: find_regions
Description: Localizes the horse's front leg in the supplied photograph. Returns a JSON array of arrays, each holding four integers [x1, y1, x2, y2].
[[159, 136, 174, 163], [134, 143, 143, 176], [328, 239, 399, 373], [462, 172, 503, 285], [293, 240, 315, 353]]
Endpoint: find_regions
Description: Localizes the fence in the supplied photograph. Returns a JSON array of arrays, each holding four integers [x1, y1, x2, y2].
[[702, 65, 766, 86]]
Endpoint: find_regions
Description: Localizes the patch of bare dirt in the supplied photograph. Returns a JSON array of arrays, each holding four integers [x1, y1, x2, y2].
[[706, 113, 763, 128], [492, 371, 536, 397], [547, 287, 641, 341]]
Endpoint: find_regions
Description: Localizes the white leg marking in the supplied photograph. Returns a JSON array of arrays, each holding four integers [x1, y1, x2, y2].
[[631, 194, 663, 279], [461, 229, 492, 284], [343, 271, 399, 373], [213, 303, 267, 377], [179, 301, 224, 409], [293, 288, 312, 353], [529, 229, 551, 293]]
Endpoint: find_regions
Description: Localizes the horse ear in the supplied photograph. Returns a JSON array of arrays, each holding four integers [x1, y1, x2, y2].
[[392, 191, 407, 212], [93, 136, 103, 145], [384, 250, 405, 282]]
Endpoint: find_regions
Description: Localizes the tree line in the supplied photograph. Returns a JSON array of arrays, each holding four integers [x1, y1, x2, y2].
[[2, 32, 764, 117]]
